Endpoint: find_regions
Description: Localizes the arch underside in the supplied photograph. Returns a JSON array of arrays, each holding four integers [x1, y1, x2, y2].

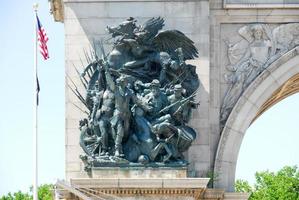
[[214, 47, 299, 192], [253, 72, 299, 122]]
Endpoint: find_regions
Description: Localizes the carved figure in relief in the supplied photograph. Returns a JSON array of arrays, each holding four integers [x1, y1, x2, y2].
[[245, 25, 272, 85], [272, 23, 299, 54], [221, 23, 299, 127], [221, 24, 273, 124]]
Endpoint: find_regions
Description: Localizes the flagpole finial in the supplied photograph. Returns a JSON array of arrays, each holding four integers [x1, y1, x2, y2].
[[33, 3, 39, 12]]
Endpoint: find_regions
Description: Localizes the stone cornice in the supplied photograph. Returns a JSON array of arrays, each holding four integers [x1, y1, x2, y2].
[[63, 0, 206, 2], [224, 0, 299, 9], [49, 0, 64, 22]]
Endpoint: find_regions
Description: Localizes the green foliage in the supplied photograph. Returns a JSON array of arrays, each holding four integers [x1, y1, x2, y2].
[[37, 184, 53, 200], [206, 170, 219, 188], [0, 191, 32, 200], [0, 184, 53, 200], [235, 179, 253, 193], [235, 166, 299, 200]]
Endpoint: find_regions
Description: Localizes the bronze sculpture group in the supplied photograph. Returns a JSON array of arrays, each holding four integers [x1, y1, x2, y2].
[[71, 17, 200, 170]]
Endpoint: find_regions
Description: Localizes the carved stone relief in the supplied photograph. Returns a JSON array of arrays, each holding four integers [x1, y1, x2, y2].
[[220, 23, 299, 127]]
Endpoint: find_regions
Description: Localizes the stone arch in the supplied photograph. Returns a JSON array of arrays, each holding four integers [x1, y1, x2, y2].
[[214, 47, 299, 192]]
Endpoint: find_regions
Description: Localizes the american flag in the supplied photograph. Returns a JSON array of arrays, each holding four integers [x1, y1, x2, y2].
[[36, 14, 49, 60]]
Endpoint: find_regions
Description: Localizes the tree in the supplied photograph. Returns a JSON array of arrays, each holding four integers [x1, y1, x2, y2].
[[235, 166, 299, 200], [235, 179, 253, 193], [37, 184, 53, 200], [0, 184, 53, 200], [0, 191, 31, 200]]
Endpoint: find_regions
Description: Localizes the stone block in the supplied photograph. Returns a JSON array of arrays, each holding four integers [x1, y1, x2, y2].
[[66, 162, 81, 172], [164, 1, 208, 18], [71, 178, 119, 188], [64, 18, 86, 35], [119, 178, 163, 188], [193, 162, 211, 177], [210, 0, 223, 9], [163, 178, 209, 188], [191, 59, 209, 75], [209, 132, 221, 159], [194, 103, 209, 119], [65, 34, 91, 46], [210, 79, 221, 107], [70, 177, 210, 189], [209, 107, 220, 125], [214, 160, 236, 192], [65, 43, 95, 60], [224, 192, 251, 200], [65, 101, 85, 120], [107, 2, 165, 18], [66, 128, 80, 145], [219, 129, 243, 164], [66, 119, 79, 129], [227, 96, 259, 133], [271, 9, 299, 16], [64, 3, 110, 19], [66, 171, 89, 181], [198, 83, 210, 104], [203, 188, 225, 199], [190, 126, 209, 145], [188, 144, 210, 163], [165, 17, 209, 35], [65, 145, 84, 162], [91, 167, 187, 179], [270, 55, 299, 85]]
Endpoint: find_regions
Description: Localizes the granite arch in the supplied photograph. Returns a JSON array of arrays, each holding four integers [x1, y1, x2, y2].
[[214, 46, 299, 192]]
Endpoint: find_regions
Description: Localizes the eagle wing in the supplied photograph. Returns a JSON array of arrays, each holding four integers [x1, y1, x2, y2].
[[152, 30, 199, 60], [139, 17, 165, 39]]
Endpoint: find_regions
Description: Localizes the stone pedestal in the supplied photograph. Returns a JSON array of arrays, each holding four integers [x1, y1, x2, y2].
[[91, 167, 187, 178], [70, 178, 209, 200], [55, 167, 249, 200], [56, 177, 249, 200]]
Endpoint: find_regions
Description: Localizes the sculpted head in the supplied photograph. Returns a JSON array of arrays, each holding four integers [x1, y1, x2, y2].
[[134, 80, 143, 91], [150, 79, 161, 96], [251, 24, 264, 40], [175, 48, 184, 61], [116, 75, 129, 87], [174, 84, 183, 98], [107, 17, 137, 38]]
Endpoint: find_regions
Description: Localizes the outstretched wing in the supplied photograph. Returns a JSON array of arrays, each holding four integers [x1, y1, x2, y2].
[[139, 17, 165, 39], [152, 30, 198, 60]]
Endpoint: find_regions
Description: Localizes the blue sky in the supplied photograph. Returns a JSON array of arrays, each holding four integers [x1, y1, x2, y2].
[[0, 0, 64, 195], [236, 93, 299, 185], [0, 0, 298, 196]]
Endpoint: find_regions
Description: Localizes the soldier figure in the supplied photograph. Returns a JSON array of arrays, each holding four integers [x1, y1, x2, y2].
[[95, 88, 115, 156], [104, 63, 136, 157]]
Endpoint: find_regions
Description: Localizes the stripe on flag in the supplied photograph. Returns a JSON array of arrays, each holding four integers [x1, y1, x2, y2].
[[36, 76, 40, 105], [36, 14, 49, 60]]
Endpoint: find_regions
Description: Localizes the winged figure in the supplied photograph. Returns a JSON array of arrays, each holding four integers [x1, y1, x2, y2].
[[221, 24, 274, 126]]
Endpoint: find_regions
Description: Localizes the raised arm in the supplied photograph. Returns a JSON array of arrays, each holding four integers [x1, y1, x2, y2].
[[103, 62, 116, 91]]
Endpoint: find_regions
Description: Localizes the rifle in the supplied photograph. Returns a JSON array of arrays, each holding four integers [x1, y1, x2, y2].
[[157, 89, 198, 116], [173, 97, 199, 116]]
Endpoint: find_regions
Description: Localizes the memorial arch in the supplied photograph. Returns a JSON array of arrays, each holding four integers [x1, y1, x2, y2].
[[49, 0, 299, 198], [214, 47, 299, 191]]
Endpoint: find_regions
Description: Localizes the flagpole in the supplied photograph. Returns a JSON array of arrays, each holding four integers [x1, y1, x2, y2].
[[33, 3, 39, 200]]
